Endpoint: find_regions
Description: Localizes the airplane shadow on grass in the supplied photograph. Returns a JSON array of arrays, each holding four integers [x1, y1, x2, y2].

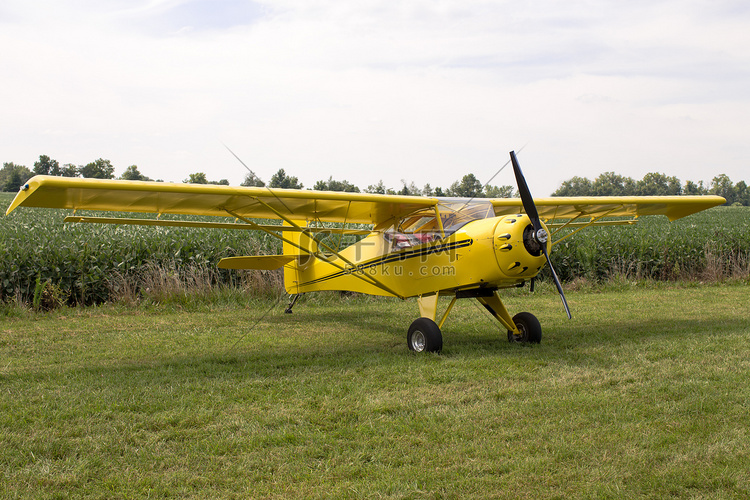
[[213, 304, 749, 368], [3, 308, 746, 388]]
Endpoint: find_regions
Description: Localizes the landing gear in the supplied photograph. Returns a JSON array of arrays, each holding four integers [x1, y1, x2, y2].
[[408, 290, 544, 351], [507, 312, 542, 344], [285, 294, 301, 314], [407, 318, 443, 353]]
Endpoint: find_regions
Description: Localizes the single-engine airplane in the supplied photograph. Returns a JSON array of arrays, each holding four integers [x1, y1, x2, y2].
[[6, 152, 725, 352]]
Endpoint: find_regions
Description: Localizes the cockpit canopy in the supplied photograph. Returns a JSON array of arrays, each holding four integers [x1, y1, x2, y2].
[[384, 199, 496, 249]]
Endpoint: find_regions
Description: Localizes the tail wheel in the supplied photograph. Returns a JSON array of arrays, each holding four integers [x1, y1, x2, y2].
[[507, 312, 542, 344], [407, 318, 443, 353]]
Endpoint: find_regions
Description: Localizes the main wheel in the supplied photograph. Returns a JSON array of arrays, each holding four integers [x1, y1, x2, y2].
[[507, 312, 542, 344], [407, 318, 443, 353]]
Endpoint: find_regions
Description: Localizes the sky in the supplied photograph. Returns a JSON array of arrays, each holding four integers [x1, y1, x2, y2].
[[2, 0, 749, 196]]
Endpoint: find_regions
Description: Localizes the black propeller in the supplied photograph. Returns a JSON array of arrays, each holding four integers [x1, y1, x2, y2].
[[510, 151, 572, 319]]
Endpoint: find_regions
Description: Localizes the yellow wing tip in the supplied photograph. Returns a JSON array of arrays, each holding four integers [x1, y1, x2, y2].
[[5, 182, 33, 215]]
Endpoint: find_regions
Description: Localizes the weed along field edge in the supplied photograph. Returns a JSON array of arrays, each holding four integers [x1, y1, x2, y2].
[[2, 283, 749, 498]]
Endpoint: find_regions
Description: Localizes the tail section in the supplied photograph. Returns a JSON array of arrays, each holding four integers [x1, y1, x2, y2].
[[217, 220, 318, 294]]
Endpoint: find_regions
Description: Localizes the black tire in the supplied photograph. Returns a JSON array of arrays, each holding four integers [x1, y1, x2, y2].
[[407, 318, 443, 353], [507, 312, 542, 344]]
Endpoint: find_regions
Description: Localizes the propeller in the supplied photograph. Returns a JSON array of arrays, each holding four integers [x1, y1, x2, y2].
[[510, 151, 572, 319]]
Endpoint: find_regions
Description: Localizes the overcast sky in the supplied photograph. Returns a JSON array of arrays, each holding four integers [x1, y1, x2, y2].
[[2, 0, 748, 195]]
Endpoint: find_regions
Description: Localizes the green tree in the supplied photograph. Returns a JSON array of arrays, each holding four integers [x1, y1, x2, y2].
[[268, 169, 302, 189], [683, 180, 708, 195], [552, 173, 749, 202], [241, 172, 265, 187], [710, 174, 735, 205], [313, 176, 360, 192], [735, 181, 749, 206], [119, 165, 152, 181], [57, 164, 79, 177], [79, 158, 115, 179], [592, 172, 635, 196], [448, 174, 483, 197], [0, 162, 33, 192], [183, 172, 229, 185], [184, 172, 208, 184], [553, 176, 592, 196], [4, 170, 23, 192], [365, 180, 387, 194], [33, 155, 60, 176], [637, 172, 682, 196], [484, 184, 515, 198], [397, 180, 420, 196]]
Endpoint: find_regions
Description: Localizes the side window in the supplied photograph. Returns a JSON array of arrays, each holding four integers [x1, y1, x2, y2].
[[384, 231, 439, 251]]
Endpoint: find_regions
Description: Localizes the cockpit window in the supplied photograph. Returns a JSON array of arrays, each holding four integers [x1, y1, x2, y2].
[[438, 200, 495, 235], [384, 199, 495, 250]]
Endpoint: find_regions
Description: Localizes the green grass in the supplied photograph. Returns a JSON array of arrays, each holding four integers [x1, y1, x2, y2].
[[2, 284, 749, 498]]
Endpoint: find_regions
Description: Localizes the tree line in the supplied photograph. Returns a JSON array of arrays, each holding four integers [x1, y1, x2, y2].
[[0, 156, 155, 191], [1, 154, 747, 205], [552, 171, 748, 206], [0, 154, 514, 198], [239, 169, 514, 198]]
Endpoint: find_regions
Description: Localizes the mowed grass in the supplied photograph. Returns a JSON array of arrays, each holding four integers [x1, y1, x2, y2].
[[2, 284, 750, 498]]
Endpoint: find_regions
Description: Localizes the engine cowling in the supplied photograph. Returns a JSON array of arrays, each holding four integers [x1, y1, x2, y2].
[[493, 214, 550, 282]]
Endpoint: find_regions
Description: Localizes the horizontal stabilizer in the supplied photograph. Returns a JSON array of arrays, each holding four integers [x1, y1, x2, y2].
[[218, 255, 298, 271]]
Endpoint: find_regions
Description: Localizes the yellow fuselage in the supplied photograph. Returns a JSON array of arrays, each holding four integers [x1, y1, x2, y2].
[[284, 214, 549, 298]]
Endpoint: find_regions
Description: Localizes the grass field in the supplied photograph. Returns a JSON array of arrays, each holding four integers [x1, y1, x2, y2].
[[2, 283, 749, 498]]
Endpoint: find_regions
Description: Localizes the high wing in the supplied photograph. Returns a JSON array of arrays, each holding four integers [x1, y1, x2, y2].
[[6, 176, 725, 229], [6, 175, 437, 227], [491, 195, 725, 222]]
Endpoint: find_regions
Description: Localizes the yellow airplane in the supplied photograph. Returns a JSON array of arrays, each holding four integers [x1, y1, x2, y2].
[[6, 152, 725, 352]]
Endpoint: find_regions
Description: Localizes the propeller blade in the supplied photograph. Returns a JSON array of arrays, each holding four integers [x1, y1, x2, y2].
[[509, 150, 572, 319], [541, 244, 572, 319], [510, 150, 540, 230]]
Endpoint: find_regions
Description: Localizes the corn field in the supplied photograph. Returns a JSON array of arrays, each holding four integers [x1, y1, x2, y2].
[[0, 193, 282, 307], [1, 193, 748, 308], [548, 206, 750, 282]]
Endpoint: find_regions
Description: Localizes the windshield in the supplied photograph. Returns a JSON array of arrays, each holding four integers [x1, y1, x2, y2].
[[384, 199, 495, 250], [437, 199, 495, 234]]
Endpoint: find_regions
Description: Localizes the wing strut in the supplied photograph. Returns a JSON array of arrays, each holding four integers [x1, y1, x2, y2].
[[63, 215, 370, 235], [549, 206, 623, 246]]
